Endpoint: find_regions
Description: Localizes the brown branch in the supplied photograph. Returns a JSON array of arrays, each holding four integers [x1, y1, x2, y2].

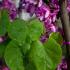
[[69, 13, 70, 25], [59, 0, 70, 70]]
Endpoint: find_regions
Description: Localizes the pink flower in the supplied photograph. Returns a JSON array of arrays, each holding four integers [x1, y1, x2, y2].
[[35, 3, 50, 21], [2, 0, 17, 20], [2, 66, 9, 70], [57, 56, 67, 70]]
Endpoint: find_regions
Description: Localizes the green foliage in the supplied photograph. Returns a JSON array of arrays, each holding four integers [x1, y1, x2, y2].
[[20, 42, 31, 55], [44, 38, 62, 69], [0, 9, 10, 36], [0, 9, 62, 70], [49, 32, 63, 45], [29, 19, 44, 41], [0, 44, 6, 58], [8, 19, 28, 45], [4, 41, 24, 70], [28, 41, 53, 70], [24, 62, 36, 70]]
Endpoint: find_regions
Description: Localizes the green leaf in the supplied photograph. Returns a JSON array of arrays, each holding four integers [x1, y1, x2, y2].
[[20, 36, 32, 55], [0, 44, 6, 58], [49, 32, 63, 45], [44, 38, 62, 69], [20, 43, 31, 55], [43, 0, 49, 4], [4, 41, 24, 70], [25, 61, 36, 70], [23, 55, 36, 70], [8, 19, 28, 45], [29, 41, 53, 70], [25, 36, 32, 44], [29, 19, 44, 41], [0, 38, 11, 58], [0, 9, 10, 36]]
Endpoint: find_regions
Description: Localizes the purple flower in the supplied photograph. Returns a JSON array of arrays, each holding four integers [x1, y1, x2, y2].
[[50, 0, 59, 5], [35, 3, 50, 21], [0, 37, 4, 43], [57, 56, 67, 70], [40, 32, 49, 42], [0, 36, 7, 43], [2, 0, 17, 20], [67, 0, 70, 12], [2, 66, 9, 70], [35, 2, 57, 32]]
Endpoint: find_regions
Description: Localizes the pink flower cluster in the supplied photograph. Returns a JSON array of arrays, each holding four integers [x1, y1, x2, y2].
[[0, 0, 70, 33], [57, 56, 67, 70], [0, 66, 9, 70], [20, 0, 58, 32], [0, 0, 17, 20]]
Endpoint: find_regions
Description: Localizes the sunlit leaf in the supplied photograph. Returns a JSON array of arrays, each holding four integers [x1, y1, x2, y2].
[[44, 38, 62, 69], [49, 32, 63, 45]]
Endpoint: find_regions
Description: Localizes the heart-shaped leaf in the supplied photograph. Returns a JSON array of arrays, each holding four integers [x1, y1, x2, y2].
[[44, 38, 62, 69], [4, 41, 24, 70], [8, 19, 28, 45], [29, 41, 53, 70], [29, 19, 44, 41]]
